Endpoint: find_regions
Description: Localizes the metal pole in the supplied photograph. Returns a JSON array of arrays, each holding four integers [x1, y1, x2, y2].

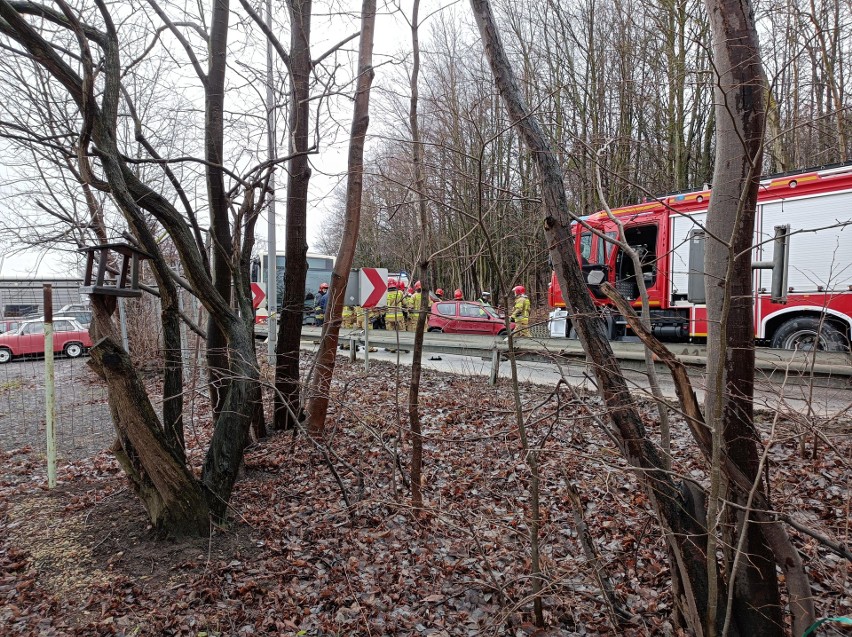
[[364, 317, 370, 371], [265, 0, 278, 364], [118, 297, 129, 350], [43, 284, 56, 488], [489, 347, 500, 385]]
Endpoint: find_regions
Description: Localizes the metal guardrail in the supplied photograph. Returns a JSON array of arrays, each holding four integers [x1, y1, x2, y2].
[[278, 326, 852, 388]]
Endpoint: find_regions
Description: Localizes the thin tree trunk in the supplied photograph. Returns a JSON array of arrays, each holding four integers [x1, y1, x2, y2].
[[206, 0, 233, 417], [275, 0, 313, 431], [407, 0, 430, 512], [306, 0, 377, 434]]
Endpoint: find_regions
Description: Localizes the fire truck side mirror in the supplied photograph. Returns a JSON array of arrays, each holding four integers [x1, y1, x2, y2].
[[586, 269, 606, 285]]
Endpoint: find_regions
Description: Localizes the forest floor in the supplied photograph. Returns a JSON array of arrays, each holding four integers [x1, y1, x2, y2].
[[1, 354, 850, 636]]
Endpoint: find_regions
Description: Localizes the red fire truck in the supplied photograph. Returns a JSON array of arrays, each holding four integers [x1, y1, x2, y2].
[[548, 163, 852, 351]]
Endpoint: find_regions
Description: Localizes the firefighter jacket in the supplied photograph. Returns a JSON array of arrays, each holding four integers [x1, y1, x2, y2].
[[386, 289, 405, 320], [511, 295, 530, 320], [408, 291, 423, 313], [314, 292, 328, 321]]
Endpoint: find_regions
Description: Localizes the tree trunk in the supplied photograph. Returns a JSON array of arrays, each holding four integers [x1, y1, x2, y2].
[[407, 0, 429, 511], [275, 0, 313, 431], [161, 296, 186, 462], [703, 0, 812, 634], [206, 0, 233, 417], [469, 1, 723, 632], [89, 296, 208, 536], [306, 0, 377, 435]]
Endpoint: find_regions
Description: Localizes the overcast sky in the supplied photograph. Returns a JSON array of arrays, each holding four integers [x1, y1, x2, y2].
[[0, 1, 427, 278]]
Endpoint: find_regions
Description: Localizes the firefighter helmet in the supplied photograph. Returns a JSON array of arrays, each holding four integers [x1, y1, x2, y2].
[[414, 280, 422, 291], [435, 288, 444, 297], [513, 285, 525, 295], [387, 277, 397, 289], [320, 282, 329, 291], [453, 289, 463, 300]]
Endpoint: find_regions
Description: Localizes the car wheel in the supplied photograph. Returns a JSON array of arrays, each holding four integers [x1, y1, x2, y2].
[[497, 329, 508, 336], [64, 342, 84, 358], [770, 316, 849, 352], [0, 348, 11, 364], [428, 327, 443, 333]]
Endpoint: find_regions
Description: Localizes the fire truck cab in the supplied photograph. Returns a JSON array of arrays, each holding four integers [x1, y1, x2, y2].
[[549, 164, 852, 351]]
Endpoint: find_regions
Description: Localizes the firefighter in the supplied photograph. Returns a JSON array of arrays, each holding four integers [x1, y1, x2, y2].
[[511, 285, 531, 336], [407, 281, 424, 331], [453, 288, 464, 301], [314, 282, 329, 326], [432, 288, 444, 307], [385, 278, 405, 332], [403, 286, 414, 328], [342, 305, 354, 329]]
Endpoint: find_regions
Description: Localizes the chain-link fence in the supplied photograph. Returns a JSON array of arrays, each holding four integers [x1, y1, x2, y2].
[[0, 355, 113, 461]]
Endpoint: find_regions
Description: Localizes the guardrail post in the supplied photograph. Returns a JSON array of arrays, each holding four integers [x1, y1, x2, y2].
[[489, 347, 500, 385], [364, 324, 370, 372], [43, 284, 56, 488], [349, 334, 357, 362]]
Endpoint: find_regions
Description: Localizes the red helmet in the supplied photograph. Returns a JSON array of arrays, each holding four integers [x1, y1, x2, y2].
[[435, 288, 444, 297], [407, 287, 414, 295], [414, 280, 422, 291], [320, 282, 329, 291], [387, 277, 397, 289], [513, 285, 525, 295], [453, 289, 463, 300]]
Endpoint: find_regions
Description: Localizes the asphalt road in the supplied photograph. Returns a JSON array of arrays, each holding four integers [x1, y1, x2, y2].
[[295, 330, 852, 419]]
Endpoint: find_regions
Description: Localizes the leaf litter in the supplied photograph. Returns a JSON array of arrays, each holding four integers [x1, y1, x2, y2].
[[1, 354, 850, 635]]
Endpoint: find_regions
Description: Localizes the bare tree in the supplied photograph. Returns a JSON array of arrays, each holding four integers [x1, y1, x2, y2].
[[0, 0, 264, 532], [703, 0, 814, 633], [305, 0, 377, 434]]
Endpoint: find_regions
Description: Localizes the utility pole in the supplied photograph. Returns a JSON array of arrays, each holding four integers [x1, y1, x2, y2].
[[265, 0, 278, 363]]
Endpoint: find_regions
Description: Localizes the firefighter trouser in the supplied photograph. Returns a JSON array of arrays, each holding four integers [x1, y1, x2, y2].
[[356, 307, 371, 329], [515, 317, 530, 337], [406, 311, 421, 331]]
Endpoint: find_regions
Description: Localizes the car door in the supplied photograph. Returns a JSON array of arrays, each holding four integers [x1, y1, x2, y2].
[[52, 320, 76, 352], [431, 302, 459, 331], [455, 302, 493, 334], [18, 321, 44, 355]]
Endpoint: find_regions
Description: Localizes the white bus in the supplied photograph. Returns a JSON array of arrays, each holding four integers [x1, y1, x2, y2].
[[251, 251, 336, 324]]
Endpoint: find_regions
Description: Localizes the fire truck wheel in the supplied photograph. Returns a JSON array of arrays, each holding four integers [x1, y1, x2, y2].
[[771, 316, 849, 352]]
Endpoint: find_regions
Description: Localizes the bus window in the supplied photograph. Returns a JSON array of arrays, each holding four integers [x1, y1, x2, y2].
[[307, 257, 333, 270]]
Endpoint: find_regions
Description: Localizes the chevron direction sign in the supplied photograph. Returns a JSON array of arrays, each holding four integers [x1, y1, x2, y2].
[[359, 268, 388, 307]]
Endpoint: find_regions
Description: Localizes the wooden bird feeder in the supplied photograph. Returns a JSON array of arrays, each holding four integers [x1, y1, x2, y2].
[[79, 243, 151, 298]]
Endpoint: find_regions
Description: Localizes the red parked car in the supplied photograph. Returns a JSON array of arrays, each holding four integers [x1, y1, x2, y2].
[[428, 300, 515, 336], [0, 317, 92, 364]]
